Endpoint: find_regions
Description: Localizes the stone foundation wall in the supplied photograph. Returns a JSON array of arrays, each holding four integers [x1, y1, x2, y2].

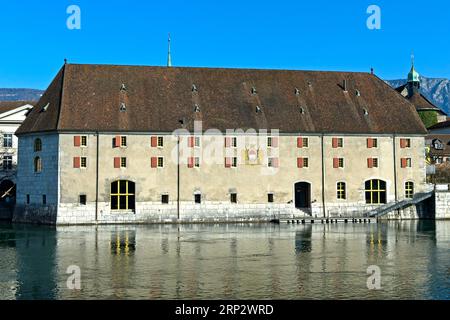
[[27, 201, 391, 225], [13, 204, 58, 225]]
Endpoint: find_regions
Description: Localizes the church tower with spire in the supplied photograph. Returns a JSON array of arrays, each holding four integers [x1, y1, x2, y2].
[[394, 53, 448, 127], [406, 53, 420, 97]]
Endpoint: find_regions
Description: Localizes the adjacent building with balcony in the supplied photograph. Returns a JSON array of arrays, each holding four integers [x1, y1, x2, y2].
[[0, 101, 34, 204]]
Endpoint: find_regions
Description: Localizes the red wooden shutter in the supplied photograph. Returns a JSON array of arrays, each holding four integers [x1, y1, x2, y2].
[[272, 137, 279, 148], [297, 137, 303, 148], [114, 136, 121, 148], [114, 157, 121, 168], [151, 136, 158, 148], [73, 157, 81, 168], [367, 138, 373, 148], [151, 157, 158, 168], [333, 158, 339, 168], [297, 158, 303, 168], [74, 136, 81, 147], [272, 158, 279, 168], [367, 158, 373, 168], [400, 139, 406, 148], [401, 158, 407, 168], [332, 138, 338, 148], [225, 137, 231, 148], [188, 157, 194, 168], [225, 157, 232, 168], [188, 137, 195, 148]]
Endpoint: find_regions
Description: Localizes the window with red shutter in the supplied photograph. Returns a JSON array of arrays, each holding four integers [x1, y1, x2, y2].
[[225, 157, 232, 168], [333, 158, 339, 168], [367, 138, 373, 148], [225, 137, 231, 148], [367, 158, 373, 168], [297, 137, 303, 148], [151, 136, 158, 148], [268, 158, 278, 168], [188, 137, 195, 148], [73, 157, 81, 168], [401, 158, 407, 168], [271, 137, 279, 148], [151, 157, 158, 168], [188, 157, 194, 168], [297, 158, 303, 168], [114, 136, 121, 148], [332, 138, 338, 148], [74, 136, 81, 147], [114, 157, 121, 168]]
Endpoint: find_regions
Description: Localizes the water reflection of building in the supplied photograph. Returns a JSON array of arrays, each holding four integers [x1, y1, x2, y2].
[[3, 222, 446, 299], [12, 225, 58, 300]]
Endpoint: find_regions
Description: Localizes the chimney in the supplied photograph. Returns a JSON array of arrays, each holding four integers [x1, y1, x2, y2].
[[371, 67, 374, 75], [343, 79, 348, 92]]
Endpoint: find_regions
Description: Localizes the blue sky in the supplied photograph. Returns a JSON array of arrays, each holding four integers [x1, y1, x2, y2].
[[0, 0, 449, 89]]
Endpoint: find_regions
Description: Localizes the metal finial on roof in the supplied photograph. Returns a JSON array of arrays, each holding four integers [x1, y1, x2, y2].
[[167, 33, 172, 67]]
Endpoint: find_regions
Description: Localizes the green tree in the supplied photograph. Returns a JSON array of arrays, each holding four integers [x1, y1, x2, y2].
[[419, 111, 438, 128]]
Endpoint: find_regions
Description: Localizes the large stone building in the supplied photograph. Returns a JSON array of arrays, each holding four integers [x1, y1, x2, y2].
[[13, 64, 428, 225]]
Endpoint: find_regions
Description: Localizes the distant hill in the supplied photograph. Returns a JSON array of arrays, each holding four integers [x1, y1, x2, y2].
[[0, 88, 43, 102], [386, 77, 450, 115]]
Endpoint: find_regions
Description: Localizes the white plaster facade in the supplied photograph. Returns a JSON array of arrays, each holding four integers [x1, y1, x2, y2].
[[14, 132, 427, 225]]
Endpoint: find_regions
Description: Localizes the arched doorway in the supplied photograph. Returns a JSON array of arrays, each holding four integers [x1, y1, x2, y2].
[[110, 180, 136, 212], [294, 182, 311, 209], [365, 179, 387, 204]]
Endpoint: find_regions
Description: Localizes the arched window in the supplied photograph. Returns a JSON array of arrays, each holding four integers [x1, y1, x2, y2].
[[34, 138, 42, 152], [365, 179, 387, 204], [337, 182, 346, 200], [111, 180, 135, 212], [405, 182, 414, 199], [34, 157, 42, 173]]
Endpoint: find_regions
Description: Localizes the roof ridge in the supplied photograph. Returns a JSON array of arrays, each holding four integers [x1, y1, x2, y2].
[[55, 64, 67, 130], [65, 63, 371, 75]]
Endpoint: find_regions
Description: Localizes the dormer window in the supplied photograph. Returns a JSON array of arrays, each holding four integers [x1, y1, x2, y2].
[[120, 103, 127, 112], [194, 104, 201, 112], [295, 88, 300, 96], [120, 83, 127, 91], [256, 106, 262, 113], [433, 139, 444, 150], [192, 84, 198, 92], [40, 103, 49, 113], [251, 87, 257, 95]]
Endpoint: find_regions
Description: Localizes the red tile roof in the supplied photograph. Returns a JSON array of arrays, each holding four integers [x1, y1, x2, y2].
[[428, 120, 450, 131], [16, 64, 427, 135]]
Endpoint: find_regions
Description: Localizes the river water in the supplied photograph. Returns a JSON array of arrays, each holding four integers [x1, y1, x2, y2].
[[0, 221, 448, 300]]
